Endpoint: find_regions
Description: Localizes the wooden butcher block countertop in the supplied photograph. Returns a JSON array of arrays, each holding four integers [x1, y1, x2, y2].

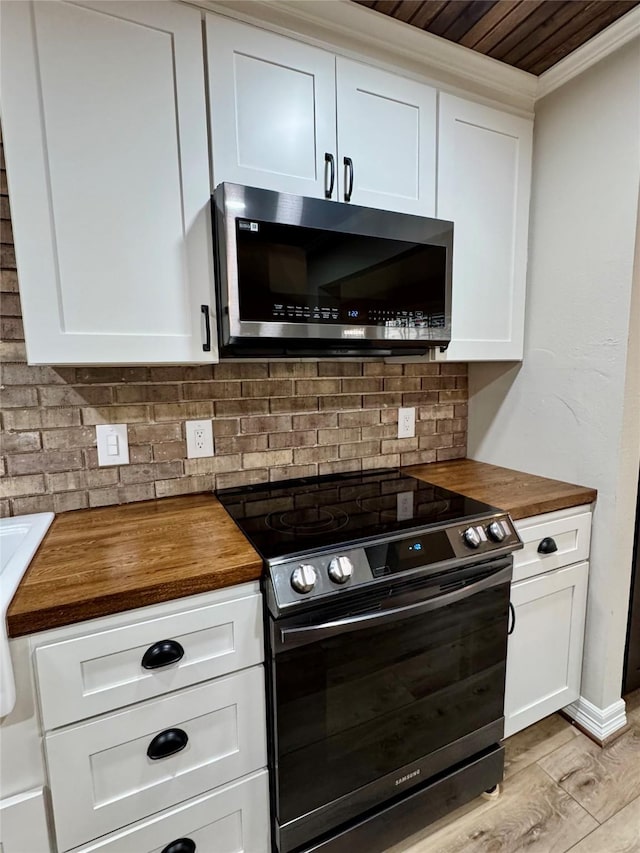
[[7, 460, 596, 638], [7, 494, 262, 637], [406, 459, 597, 520]]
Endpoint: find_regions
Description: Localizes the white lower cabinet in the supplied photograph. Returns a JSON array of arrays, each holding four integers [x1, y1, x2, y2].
[[24, 583, 269, 853], [504, 506, 592, 738], [0, 787, 51, 853], [69, 770, 269, 853]]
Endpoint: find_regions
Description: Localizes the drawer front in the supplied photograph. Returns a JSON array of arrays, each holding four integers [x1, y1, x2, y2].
[[69, 770, 269, 853], [46, 667, 267, 852], [36, 589, 263, 730], [513, 505, 591, 582]]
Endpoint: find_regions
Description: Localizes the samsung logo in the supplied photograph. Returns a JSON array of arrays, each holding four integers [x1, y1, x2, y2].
[[395, 769, 421, 787]]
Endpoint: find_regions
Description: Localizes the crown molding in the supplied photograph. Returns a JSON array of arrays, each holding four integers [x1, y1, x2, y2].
[[537, 6, 640, 100], [188, 0, 537, 115]]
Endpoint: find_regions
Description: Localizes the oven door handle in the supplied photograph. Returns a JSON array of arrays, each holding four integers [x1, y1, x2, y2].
[[277, 564, 512, 649]]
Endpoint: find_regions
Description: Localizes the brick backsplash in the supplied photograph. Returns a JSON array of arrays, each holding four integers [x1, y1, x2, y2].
[[0, 143, 468, 517]]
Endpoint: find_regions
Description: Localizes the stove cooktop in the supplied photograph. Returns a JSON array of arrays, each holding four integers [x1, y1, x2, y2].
[[215, 468, 500, 562]]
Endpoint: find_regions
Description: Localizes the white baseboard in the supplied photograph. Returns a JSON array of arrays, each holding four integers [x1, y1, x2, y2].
[[563, 695, 628, 742]]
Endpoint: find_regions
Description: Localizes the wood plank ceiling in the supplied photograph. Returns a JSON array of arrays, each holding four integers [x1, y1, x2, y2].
[[353, 1, 639, 75]]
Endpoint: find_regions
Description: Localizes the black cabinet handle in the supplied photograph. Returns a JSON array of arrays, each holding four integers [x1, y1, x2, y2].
[[508, 602, 516, 635], [161, 840, 196, 853], [147, 728, 189, 761], [201, 304, 211, 352], [343, 156, 354, 202], [141, 639, 184, 670], [324, 152, 335, 199], [537, 537, 558, 554]]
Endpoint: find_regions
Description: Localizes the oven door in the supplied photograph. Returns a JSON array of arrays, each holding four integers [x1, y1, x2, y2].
[[267, 557, 512, 853]]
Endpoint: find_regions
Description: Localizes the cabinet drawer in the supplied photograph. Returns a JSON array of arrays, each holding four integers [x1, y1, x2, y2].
[[69, 770, 269, 853], [46, 666, 267, 852], [513, 505, 591, 582], [35, 588, 263, 730]]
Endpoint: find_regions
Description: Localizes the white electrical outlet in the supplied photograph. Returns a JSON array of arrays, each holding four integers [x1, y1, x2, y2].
[[186, 419, 214, 459], [96, 424, 129, 466], [397, 407, 416, 439]]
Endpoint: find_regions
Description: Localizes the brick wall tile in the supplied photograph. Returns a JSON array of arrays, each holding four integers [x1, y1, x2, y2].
[[241, 414, 292, 434], [215, 434, 268, 455], [0, 340, 27, 362], [3, 408, 80, 430], [152, 441, 187, 462], [381, 437, 419, 455], [361, 393, 402, 409], [11, 495, 55, 514], [128, 423, 182, 444], [0, 474, 46, 498], [401, 391, 439, 406], [54, 492, 88, 512], [212, 419, 239, 438], [318, 428, 360, 445], [269, 396, 319, 414], [155, 475, 213, 498], [39, 385, 112, 407], [184, 454, 241, 476], [214, 398, 269, 417], [269, 464, 317, 481], [215, 469, 269, 490], [419, 434, 454, 451], [182, 381, 240, 401], [341, 378, 383, 394], [361, 424, 396, 440], [86, 469, 120, 489], [42, 426, 96, 450], [120, 461, 183, 485], [154, 402, 214, 421], [213, 363, 267, 380], [82, 405, 151, 425], [294, 445, 338, 465], [318, 362, 362, 377], [338, 410, 379, 428], [339, 440, 380, 460], [439, 389, 467, 403], [437, 446, 465, 461], [292, 412, 337, 430], [362, 453, 400, 470], [243, 449, 293, 470], [7, 449, 82, 476], [268, 430, 316, 450], [2, 431, 41, 453], [1, 386, 38, 408], [74, 367, 149, 384], [0, 315, 24, 339], [0, 292, 21, 316], [115, 384, 181, 404], [0, 269, 19, 291], [399, 363, 440, 377], [269, 362, 318, 378], [319, 394, 362, 411], [401, 449, 436, 466], [0, 500, 9, 518], [363, 362, 403, 376], [318, 459, 362, 476], [383, 377, 421, 393], [242, 379, 293, 398]]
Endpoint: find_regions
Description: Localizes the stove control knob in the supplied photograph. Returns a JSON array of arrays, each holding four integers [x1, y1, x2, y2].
[[462, 527, 481, 549], [487, 520, 506, 543], [328, 555, 354, 585], [291, 564, 317, 594]]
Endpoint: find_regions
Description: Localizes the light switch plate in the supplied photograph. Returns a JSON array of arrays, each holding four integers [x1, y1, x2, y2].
[[186, 419, 214, 458], [96, 424, 129, 466]]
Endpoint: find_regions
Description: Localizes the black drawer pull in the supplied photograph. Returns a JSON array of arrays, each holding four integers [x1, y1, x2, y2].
[[141, 639, 184, 670], [324, 152, 335, 198], [508, 601, 516, 635], [343, 156, 354, 202], [537, 537, 558, 554], [161, 840, 196, 853], [147, 728, 189, 761], [201, 304, 211, 353]]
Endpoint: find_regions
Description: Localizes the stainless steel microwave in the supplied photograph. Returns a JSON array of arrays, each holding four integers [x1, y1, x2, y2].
[[212, 183, 453, 358]]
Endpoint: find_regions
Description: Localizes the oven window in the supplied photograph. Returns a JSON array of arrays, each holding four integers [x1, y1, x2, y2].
[[273, 582, 509, 824], [235, 220, 448, 328]]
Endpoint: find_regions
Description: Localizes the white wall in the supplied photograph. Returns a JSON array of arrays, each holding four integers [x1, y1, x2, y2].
[[468, 38, 640, 714]]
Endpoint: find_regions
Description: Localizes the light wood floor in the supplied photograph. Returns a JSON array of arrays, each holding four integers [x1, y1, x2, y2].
[[387, 689, 640, 853]]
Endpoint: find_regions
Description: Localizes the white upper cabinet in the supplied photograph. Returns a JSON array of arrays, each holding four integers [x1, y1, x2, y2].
[[1, 1, 216, 365], [206, 16, 336, 199], [207, 17, 437, 216], [438, 94, 533, 361], [336, 58, 436, 215]]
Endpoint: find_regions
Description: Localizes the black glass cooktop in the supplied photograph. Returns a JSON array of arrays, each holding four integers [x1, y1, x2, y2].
[[215, 469, 499, 561]]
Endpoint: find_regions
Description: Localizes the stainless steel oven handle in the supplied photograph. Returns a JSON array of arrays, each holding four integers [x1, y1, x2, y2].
[[278, 564, 512, 646]]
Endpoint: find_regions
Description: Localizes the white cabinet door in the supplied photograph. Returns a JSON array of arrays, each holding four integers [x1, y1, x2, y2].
[[0, 788, 51, 853], [207, 15, 336, 198], [438, 94, 532, 361], [336, 58, 436, 215], [504, 562, 588, 738], [1, 1, 216, 365]]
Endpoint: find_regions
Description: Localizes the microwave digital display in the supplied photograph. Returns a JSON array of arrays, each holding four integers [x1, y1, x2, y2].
[[236, 219, 447, 329]]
